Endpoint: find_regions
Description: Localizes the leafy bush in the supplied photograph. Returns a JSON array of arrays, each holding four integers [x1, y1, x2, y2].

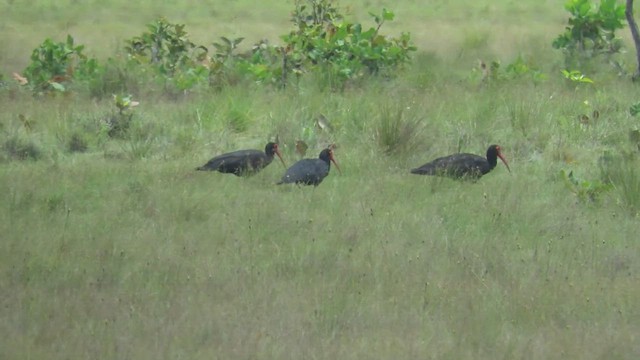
[[235, 39, 288, 87], [23, 35, 99, 94], [561, 169, 613, 202], [561, 69, 594, 85], [105, 94, 139, 138], [281, 0, 416, 89], [20, 2, 417, 94], [478, 56, 546, 84], [199, 36, 269, 88], [553, 0, 626, 66], [124, 18, 210, 91], [125, 18, 207, 76]]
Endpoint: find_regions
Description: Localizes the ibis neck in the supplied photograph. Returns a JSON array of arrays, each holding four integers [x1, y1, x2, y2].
[[486, 151, 498, 169]]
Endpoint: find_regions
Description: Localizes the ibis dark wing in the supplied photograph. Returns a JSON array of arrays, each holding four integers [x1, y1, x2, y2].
[[279, 159, 330, 186], [197, 149, 268, 175], [411, 153, 490, 179]]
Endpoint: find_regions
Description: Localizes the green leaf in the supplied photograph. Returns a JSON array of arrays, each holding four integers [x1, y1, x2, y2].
[[232, 37, 245, 47], [49, 81, 65, 91], [578, 2, 592, 16], [577, 76, 593, 83], [382, 8, 395, 21], [368, 11, 381, 24]]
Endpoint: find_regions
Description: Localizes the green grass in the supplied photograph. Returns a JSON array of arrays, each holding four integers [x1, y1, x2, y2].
[[2, 1, 640, 359]]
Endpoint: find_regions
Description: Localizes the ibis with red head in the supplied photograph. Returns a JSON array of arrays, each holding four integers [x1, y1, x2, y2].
[[278, 147, 341, 186], [411, 144, 510, 180], [196, 142, 285, 176]]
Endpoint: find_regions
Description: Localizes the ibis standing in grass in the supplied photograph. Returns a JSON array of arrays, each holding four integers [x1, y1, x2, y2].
[[410, 144, 510, 180], [196, 142, 286, 176], [278, 148, 341, 186]]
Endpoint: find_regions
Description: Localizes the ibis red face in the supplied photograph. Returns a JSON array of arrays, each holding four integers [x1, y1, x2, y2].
[[496, 146, 511, 173], [329, 149, 342, 174]]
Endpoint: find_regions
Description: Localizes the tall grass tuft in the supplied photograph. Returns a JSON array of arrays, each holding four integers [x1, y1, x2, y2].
[[374, 103, 423, 155], [601, 152, 640, 214], [226, 107, 252, 133], [2, 135, 42, 161], [87, 59, 144, 100], [120, 120, 158, 159], [66, 132, 89, 153], [224, 95, 253, 133]]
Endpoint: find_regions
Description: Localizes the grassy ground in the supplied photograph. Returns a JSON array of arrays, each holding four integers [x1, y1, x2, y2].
[[1, 1, 640, 359]]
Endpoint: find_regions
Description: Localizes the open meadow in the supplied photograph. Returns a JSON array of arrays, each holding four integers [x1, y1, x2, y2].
[[1, 0, 640, 359]]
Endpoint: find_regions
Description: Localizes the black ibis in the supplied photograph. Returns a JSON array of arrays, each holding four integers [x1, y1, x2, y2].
[[196, 142, 285, 176], [277, 148, 341, 186], [410, 144, 510, 180]]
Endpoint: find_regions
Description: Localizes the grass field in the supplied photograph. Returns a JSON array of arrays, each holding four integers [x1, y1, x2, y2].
[[1, 1, 640, 359]]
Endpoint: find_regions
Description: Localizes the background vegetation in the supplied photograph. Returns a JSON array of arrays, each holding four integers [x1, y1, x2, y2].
[[1, 0, 639, 359]]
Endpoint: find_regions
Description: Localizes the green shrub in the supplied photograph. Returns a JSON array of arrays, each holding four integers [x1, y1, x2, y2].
[[234, 39, 287, 88], [552, 0, 626, 67], [478, 56, 546, 85], [105, 94, 139, 138], [208, 36, 247, 87], [182, 1, 417, 90], [18, 2, 416, 94], [23, 35, 99, 94], [282, 1, 416, 90], [125, 18, 206, 76], [561, 169, 613, 203], [124, 18, 210, 92]]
